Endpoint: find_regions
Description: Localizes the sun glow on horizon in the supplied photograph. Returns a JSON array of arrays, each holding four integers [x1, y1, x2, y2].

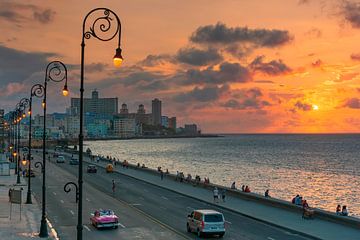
[[312, 104, 319, 111]]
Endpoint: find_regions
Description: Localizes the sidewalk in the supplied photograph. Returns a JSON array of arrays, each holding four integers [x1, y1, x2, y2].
[[71, 152, 360, 240], [0, 170, 57, 240]]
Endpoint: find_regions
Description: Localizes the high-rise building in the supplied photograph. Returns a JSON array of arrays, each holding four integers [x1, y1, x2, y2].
[[137, 104, 145, 114], [152, 98, 162, 126], [120, 103, 129, 114], [71, 90, 118, 116], [168, 117, 177, 130], [113, 118, 136, 138]]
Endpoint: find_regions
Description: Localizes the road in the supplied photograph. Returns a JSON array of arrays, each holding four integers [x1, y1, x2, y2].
[[31, 151, 311, 240]]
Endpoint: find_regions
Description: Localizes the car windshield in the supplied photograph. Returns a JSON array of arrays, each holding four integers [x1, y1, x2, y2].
[[100, 210, 113, 216], [204, 214, 223, 222]]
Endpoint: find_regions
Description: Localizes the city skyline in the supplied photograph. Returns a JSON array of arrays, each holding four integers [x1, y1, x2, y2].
[[1, 0, 360, 133]]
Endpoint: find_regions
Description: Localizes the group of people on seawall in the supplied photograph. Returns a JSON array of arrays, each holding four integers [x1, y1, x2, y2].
[[85, 150, 352, 218]]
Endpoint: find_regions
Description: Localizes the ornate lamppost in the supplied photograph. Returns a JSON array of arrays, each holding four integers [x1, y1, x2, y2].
[[63, 8, 123, 240], [25, 84, 46, 204], [38, 61, 68, 238]]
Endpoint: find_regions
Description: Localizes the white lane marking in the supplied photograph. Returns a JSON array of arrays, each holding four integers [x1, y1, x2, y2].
[[86, 198, 90, 202], [53, 192, 57, 195], [84, 225, 91, 232], [118, 222, 126, 228], [129, 203, 142, 206], [143, 189, 148, 192], [70, 210, 74, 215], [267, 237, 276, 240], [225, 220, 232, 225], [60, 200, 64, 204], [161, 196, 168, 200]]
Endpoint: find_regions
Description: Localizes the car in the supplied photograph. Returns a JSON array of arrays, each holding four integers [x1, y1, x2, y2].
[[187, 209, 225, 238], [106, 164, 113, 173], [87, 165, 97, 173], [56, 155, 65, 163], [70, 155, 79, 165], [90, 209, 119, 229], [25, 169, 35, 177], [53, 152, 59, 158]]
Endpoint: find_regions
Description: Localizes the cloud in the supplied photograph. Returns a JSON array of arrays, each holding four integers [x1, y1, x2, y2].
[[254, 80, 274, 84], [250, 55, 291, 76], [176, 47, 223, 66], [190, 22, 292, 47], [312, 59, 323, 67], [0, 45, 56, 86], [184, 62, 252, 85], [138, 54, 173, 67], [0, 2, 55, 25], [294, 101, 312, 111], [305, 27, 322, 38], [341, 1, 360, 28], [343, 98, 360, 109], [350, 53, 360, 61], [298, 0, 311, 5], [173, 85, 229, 102], [222, 88, 271, 110], [33, 9, 56, 24], [84, 62, 108, 73]]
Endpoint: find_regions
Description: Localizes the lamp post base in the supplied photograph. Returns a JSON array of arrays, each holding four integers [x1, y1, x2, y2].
[[16, 174, 21, 184], [39, 218, 48, 238], [25, 190, 32, 204]]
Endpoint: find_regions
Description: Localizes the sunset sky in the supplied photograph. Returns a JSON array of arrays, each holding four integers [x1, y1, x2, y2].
[[1, 0, 360, 133]]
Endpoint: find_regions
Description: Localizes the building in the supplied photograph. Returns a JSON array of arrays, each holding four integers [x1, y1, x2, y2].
[[161, 116, 169, 128], [71, 90, 118, 116], [0, 110, 5, 153], [120, 103, 129, 114], [65, 116, 81, 138], [168, 117, 177, 130], [113, 118, 136, 138], [151, 98, 162, 126], [184, 124, 198, 135]]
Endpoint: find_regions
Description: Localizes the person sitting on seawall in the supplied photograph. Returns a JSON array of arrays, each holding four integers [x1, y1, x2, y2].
[[241, 185, 245, 192], [244, 185, 251, 193], [302, 200, 314, 219], [341, 205, 348, 216], [336, 204, 341, 215], [264, 189, 270, 197], [231, 181, 236, 189]]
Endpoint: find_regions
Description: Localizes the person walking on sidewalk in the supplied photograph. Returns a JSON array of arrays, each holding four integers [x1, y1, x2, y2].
[[221, 189, 226, 202], [160, 170, 164, 180], [112, 179, 116, 194], [213, 187, 219, 203]]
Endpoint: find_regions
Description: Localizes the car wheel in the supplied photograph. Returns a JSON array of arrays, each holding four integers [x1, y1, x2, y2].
[[187, 224, 191, 233], [197, 229, 202, 238]]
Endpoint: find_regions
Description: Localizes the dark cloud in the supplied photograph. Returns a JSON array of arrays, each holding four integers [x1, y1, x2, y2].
[[136, 80, 169, 91], [350, 53, 360, 61], [250, 55, 291, 76], [85, 63, 108, 73], [122, 70, 166, 86], [138, 54, 173, 67], [222, 88, 270, 110], [173, 85, 229, 102], [0, 45, 56, 86], [185, 62, 252, 85], [176, 47, 223, 66], [33, 9, 55, 24], [190, 22, 292, 47], [343, 98, 360, 109], [341, 1, 360, 28], [254, 80, 274, 84], [298, 0, 311, 5], [294, 101, 312, 111], [0, 2, 55, 25]]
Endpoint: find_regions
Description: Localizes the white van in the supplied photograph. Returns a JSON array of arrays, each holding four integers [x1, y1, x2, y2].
[[187, 209, 225, 238]]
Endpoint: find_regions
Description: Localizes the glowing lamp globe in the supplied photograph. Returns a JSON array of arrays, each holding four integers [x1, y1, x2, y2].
[[62, 85, 69, 97], [113, 47, 123, 67]]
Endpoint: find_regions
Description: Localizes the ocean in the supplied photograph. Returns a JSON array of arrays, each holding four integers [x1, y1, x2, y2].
[[85, 134, 360, 218]]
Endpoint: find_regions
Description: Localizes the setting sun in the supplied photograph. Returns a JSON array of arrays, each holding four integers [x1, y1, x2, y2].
[[312, 105, 319, 111]]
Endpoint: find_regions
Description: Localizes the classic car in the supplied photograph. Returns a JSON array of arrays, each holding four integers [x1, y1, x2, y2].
[[90, 209, 119, 229], [87, 165, 97, 173]]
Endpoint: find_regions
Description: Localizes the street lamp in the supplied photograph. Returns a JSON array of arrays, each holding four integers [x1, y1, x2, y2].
[[15, 98, 30, 184], [39, 61, 68, 238], [65, 8, 123, 240], [25, 83, 45, 204]]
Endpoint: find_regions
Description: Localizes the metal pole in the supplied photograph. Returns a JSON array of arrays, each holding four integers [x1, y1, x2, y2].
[[39, 82, 48, 238], [77, 39, 85, 240], [16, 116, 21, 184], [14, 115, 18, 175], [26, 98, 33, 204]]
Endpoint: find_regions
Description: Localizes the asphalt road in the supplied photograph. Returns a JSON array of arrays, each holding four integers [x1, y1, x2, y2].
[[31, 154, 185, 240], [31, 151, 311, 240]]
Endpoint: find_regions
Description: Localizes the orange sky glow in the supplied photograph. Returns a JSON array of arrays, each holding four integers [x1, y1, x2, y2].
[[1, 0, 360, 133]]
